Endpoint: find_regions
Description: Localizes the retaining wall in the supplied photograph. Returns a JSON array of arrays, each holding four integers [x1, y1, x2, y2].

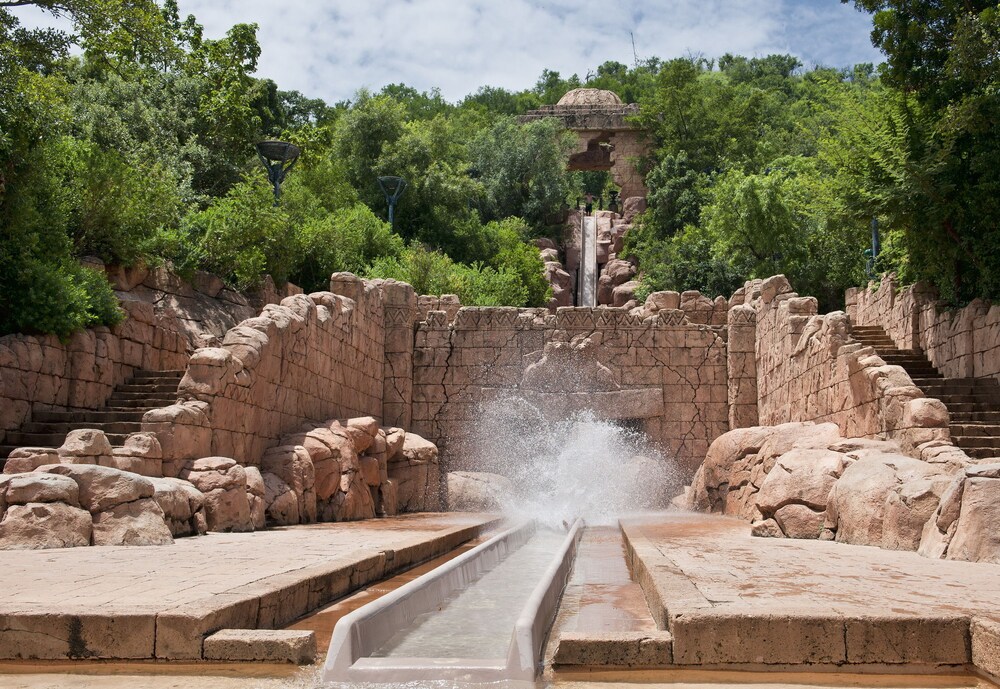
[[0, 263, 290, 446], [411, 304, 729, 478], [143, 274, 391, 474], [848, 275, 1000, 381], [731, 276, 959, 460]]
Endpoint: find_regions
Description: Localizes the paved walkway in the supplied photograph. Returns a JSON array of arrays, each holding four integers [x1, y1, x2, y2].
[[0, 514, 497, 661], [621, 513, 1000, 671]]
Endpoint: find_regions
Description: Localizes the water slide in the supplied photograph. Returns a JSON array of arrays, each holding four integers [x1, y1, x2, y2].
[[578, 215, 598, 307], [321, 519, 583, 683]]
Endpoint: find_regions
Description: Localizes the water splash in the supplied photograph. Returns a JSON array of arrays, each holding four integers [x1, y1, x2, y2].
[[467, 394, 680, 527]]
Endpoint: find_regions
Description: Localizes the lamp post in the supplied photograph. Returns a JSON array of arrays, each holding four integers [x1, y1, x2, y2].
[[864, 217, 881, 280], [378, 176, 407, 229], [256, 141, 300, 205]]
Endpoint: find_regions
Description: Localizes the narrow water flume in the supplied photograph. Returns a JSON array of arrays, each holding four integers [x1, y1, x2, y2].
[[322, 519, 583, 683]]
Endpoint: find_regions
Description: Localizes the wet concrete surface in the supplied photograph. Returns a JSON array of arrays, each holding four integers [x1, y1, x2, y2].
[[1, 516, 998, 688]]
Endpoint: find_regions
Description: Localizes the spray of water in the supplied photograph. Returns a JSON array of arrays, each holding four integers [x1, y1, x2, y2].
[[466, 392, 681, 528]]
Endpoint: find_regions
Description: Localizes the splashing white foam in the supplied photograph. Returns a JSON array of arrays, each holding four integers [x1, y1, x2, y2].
[[467, 395, 680, 527]]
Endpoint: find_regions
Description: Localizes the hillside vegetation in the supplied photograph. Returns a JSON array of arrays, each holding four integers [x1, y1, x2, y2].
[[1, 1, 997, 337]]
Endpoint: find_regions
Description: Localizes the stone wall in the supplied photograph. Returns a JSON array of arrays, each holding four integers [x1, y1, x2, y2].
[[0, 263, 288, 446], [736, 276, 958, 460], [848, 275, 1000, 381], [411, 302, 730, 480], [142, 274, 389, 474]]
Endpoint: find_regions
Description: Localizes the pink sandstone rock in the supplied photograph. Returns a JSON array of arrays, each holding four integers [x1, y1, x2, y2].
[[2, 473, 80, 507], [150, 477, 207, 537], [58, 429, 113, 464], [263, 471, 299, 526], [178, 458, 252, 532], [447, 471, 512, 512], [0, 502, 92, 549], [613, 281, 639, 308], [38, 464, 155, 513], [92, 498, 173, 546], [774, 504, 825, 539], [827, 453, 947, 550], [3, 448, 59, 474], [261, 445, 317, 524], [244, 466, 266, 530], [755, 449, 850, 514]]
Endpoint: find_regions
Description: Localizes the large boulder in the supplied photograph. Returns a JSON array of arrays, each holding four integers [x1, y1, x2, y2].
[[37, 464, 155, 513], [1, 473, 80, 507], [150, 477, 207, 537], [92, 498, 173, 546], [0, 502, 92, 549], [389, 433, 440, 512], [261, 445, 317, 524], [755, 449, 851, 514], [178, 457, 253, 532], [244, 467, 266, 530], [448, 471, 512, 512], [827, 453, 948, 550], [57, 429, 113, 465], [920, 463, 1000, 564], [263, 471, 300, 526]]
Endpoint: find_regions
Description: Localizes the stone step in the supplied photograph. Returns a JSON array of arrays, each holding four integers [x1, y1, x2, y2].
[[102, 400, 166, 409], [940, 402, 998, 413], [927, 393, 1000, 405], [4, 431, 131, 447], [952, 435, 1000, 450], [0, 445, 17, 461], [125, 377, 184, 387], [951, 411, 1000, 423], [107, 392, 178, 402], [33, 410, 148, 423], [951, 424, 1000, 438], [19, 421, 142, 435], [115, 383, 180, 394], [963, 447, 1000, 460], [130, 370, 185, 379]]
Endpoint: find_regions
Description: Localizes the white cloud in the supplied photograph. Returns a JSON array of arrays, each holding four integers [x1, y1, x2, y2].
[[11, 0, 884, 103]]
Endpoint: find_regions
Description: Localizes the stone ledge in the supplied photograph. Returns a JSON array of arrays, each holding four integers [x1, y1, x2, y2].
[[204, 629, 316, 664], [553, 631, 673, 667], [973, 616, 1000, 681]]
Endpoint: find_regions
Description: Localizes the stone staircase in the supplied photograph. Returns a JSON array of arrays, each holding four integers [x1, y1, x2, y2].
[[852, 325, 1000, 459], [0, 370, 184, 468]]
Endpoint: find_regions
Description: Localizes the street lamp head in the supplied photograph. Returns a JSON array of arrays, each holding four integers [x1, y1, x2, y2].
[[256, 140, 301, 204]]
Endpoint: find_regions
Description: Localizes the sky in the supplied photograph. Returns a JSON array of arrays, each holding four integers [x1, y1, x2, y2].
[[12, 0, 884, 104]]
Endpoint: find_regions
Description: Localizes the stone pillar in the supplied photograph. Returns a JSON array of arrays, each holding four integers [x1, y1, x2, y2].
[[727, 305, 758, 429], [380, 281, 418, 428]]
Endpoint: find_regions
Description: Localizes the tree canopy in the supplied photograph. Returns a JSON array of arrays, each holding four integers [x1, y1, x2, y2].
[[2, 0, 998, 338]]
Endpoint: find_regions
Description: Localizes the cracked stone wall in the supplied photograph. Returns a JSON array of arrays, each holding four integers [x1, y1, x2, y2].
[[848, 275, 1000, 382], [741, 276, 954, 457], [411, 304, 729, 480]]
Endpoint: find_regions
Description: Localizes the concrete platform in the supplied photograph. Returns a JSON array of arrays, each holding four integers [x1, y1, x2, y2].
[[620, 513, 1000, 677], [0, 513, 498, 661]]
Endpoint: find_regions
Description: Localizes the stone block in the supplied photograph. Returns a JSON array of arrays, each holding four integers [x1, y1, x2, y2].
[[203, 629, 316, 664], [845, 615, 969, 665], [670, 610, 846, 665], [0, 611, 155, 659], [155, 594, 260, 660], [554, 631, 673, 667], [973, 617, 1000, 680]]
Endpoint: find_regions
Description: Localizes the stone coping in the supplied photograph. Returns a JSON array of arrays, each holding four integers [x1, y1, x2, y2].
[[618, 513, 1000, 677], [0, 514, 499, 661]]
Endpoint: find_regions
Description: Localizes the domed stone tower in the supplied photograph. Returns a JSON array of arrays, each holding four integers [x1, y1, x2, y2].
[[556, 88, 624, 107], [519, 88, 647, 201]]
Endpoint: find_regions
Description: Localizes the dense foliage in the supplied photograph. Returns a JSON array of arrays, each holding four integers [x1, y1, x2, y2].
[[2, 0, 997, 337]]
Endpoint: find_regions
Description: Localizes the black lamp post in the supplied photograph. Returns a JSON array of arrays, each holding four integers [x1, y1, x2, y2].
[[864, 217, 881, 280], [256, 140, 300, 205], [378, 176, 407, 229]]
